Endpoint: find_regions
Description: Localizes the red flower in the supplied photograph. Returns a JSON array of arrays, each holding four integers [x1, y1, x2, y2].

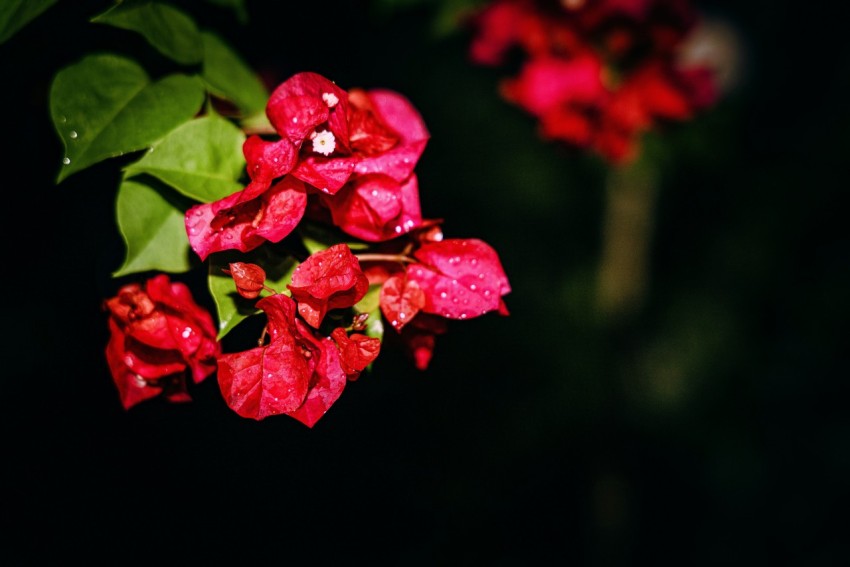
[[404, 238, 511, 321], [317, 173, 423, 242], [226, 262, 266, 299], [286, 243, 370, 329], [356, 231, 511, 370], [104, 274, 220, 410], [330, 327, 381, 380], [216, 293, 347, 426], [185, 175, 307, 261], [259, 73, 430, 196]]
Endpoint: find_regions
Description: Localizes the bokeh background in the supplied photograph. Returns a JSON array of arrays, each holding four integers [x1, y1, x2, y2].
[[4, 0, 848, 563]]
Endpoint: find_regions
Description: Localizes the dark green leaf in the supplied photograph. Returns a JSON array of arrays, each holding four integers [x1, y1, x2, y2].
[[0, 0, 57, 44], [113, 176, 195, 277], [203, 0, 248, 25], [201, 31, 268, 117], [209, 247, 299, 339], [50, 53, 205, 183], [91, 0, 202, 65], [126, 114, 246, 202]]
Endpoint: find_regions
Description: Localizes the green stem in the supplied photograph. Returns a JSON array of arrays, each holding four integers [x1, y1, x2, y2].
[[595, 157, 659, 323]]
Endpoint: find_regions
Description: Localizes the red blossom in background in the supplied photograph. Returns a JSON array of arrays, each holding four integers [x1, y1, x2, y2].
[[104, 274, 220, 410], [467, 0, 719, 163]]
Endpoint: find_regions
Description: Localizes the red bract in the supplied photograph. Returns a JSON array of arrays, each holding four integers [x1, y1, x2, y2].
[[185, 175, 307, 261], [330, 327, 381, 380], [318, 173, 423, 242], [358, 233, 511, 370], [104, 274, 220, 409], [404, 238, 511, 320], [216, 293, 347, 426], [227, 262, 266, 299], [259, 73, 430, 195], [468, 0, 718, 163], [380, 272, 425, 332], [286, 243, 370, 329]]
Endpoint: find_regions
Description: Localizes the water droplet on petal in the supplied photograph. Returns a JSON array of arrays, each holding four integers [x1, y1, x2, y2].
[[440, 292, 447, 299], [470, 284, 477, 291]]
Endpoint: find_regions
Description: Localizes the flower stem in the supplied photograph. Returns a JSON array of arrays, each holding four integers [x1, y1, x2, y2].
[[354, 253, 416, 264], [595, 157, 659, 323]]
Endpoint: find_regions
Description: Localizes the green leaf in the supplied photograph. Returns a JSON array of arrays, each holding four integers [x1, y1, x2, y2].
[[113, 176, 196, 277], [354, 284, 385, 341], [203, 0, 248, 24], [50, 53, 205, 183], [0, 0, 57, 44], [91, 0, 202, 65], [125, 114, 246, 202], [201, 31, 268, 117], [209, 247, 299, 339]]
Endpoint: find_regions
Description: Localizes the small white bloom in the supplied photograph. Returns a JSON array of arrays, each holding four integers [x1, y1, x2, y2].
[[322, 92, 339, 108], [312, 130, 336, 156]]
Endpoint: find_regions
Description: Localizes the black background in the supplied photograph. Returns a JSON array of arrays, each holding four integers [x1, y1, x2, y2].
[[3, 0, 849, 563]]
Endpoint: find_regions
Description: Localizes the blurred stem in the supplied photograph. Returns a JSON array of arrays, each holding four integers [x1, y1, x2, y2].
[[595, 156, 659, 323]]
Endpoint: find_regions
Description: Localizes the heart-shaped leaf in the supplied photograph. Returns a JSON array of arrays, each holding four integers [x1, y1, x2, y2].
[[113, 176, 196, 277], [201, 31, 268, 117], [91, 0, 202, 65], [209, 247, 299, 339], [125, 114, 246, 202], [51, 53, 205, 182]]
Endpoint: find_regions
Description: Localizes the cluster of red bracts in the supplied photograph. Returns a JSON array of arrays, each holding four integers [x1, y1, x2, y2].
[[468, 0, 718, 163], [103, 72, 511, 426]]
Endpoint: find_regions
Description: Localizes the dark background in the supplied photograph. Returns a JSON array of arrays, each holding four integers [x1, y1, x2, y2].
[[3, 0, 848, 563]]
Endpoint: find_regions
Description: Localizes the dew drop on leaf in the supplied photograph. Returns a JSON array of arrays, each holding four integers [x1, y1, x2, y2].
[[62, 157, 70, 165], [69, 130, 78, 139]]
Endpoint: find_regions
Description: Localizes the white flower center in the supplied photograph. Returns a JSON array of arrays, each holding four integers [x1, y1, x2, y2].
[[322, 92, 339, 108], [311, 130, 336, 156]]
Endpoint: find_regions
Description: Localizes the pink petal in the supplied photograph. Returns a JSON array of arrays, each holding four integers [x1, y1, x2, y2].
[[351, 90, 429, 182], [243, 136, 297, 183], [379, 273, 425, 332], [287, 244, 369, 328], [323, 174, 422, 242], [407, 239, 511, 320], [287, 327, 348, 428], [266, 72, 350, 146]]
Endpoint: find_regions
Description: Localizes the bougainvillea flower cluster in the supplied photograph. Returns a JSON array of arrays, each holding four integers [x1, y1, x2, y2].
[[104, 72, 511, 427], [467, 0, 718, 163], [104, 274, 221, 410], [184, 72, 429, 260]]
